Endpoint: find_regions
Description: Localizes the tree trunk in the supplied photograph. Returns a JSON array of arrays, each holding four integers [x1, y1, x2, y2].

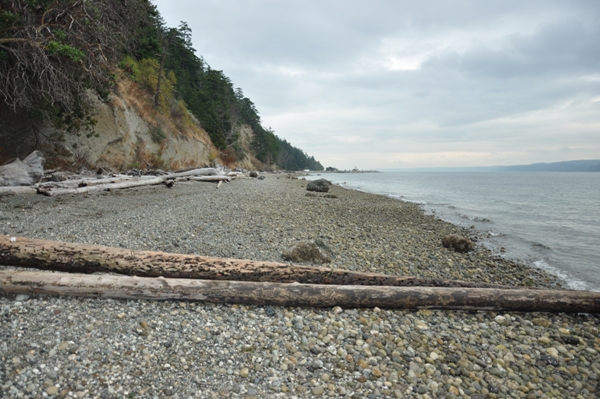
[[1, 270, 599, 312], [0, 186, 38, 195], [37, 168, 220, 196], [188, 176, 231, 182], [38, 176, 166, 196], [154, 46, 167, 108], [38, 175, 135, 188], [0, 235, 536, 289]]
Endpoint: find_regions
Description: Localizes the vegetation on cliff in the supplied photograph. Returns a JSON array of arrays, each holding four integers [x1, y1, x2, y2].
[[0, 0, 323, 171]]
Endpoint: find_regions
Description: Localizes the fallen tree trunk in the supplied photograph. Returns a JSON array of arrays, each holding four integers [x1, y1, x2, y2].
[[38, 168, 224, 196], [188, 176, 231, 182], [1, 270, 598, 312], [0, 186, 38, 195], [0, 235, 534, 289], [162, 168, 218, 179], [37, 175, 135, 188], [38, 176, 166, 196]]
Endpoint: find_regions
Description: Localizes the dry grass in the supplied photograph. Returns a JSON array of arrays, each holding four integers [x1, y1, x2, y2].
[[115, 77, 215, 149]]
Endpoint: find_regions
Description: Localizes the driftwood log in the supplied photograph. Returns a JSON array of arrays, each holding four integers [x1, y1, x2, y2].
[[37, 168, 224, 196], [1, 235, 517, 288], [188, 176, 231, 182], [2, 270, 600, 312], [38, 175, 135, 188], [0, 186, 38, 195], [38, 176, 166, 196]]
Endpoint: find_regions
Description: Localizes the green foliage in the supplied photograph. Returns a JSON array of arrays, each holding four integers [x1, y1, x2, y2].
[[0, 0, 322, 169], [47, 41, 85, 62], [53, 29, 67, 41], [136, 58, 177, 109], [251, 126, 279, 165], [118, 56, 140, 81], [149, 126, 166, 144], [131, 3, 163, 60], [275, 136, 324, 171], [121, 16, 323, 169]]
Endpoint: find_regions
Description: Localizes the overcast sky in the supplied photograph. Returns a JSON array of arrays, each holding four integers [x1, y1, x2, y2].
[[152, 0, 599, 169]]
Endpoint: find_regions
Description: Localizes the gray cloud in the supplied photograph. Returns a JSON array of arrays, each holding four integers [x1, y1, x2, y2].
[[153, 0, 600, 168]]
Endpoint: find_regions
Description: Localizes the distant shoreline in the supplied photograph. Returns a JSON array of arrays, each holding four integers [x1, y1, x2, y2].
[[313, 170, 381, 174]]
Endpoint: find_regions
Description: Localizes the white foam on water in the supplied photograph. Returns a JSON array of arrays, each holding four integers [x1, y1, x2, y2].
[[459, 215, 492, 223], [486, 231, 502, 237], [532, 259, 593, 291]]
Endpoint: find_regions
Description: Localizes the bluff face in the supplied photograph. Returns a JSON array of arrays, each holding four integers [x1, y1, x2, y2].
[[0, 79, 257, 172]]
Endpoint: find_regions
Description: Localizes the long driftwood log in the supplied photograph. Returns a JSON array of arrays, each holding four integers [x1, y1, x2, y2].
[[187, 176, 231, 182], [37, 168, 223, 196], [38, 176, 166, 196], [37, 175, 135, 188], [0, 235, 541, 289], [0, 186, 38, 195], [2, 270, 599, 312]]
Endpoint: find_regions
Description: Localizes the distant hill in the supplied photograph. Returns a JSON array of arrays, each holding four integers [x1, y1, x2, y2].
[[498, 160, 600, 172], [388, 159, 600, 172]]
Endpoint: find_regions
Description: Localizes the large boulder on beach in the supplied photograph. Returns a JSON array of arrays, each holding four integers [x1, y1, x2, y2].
[[282, 240, 332, 264], [306, 178, 330, 193], [442, 234, 474, 253], [0, 151, 45, 186]]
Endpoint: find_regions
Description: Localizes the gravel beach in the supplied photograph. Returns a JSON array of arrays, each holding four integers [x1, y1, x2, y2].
[[1, 174, 599, 399]]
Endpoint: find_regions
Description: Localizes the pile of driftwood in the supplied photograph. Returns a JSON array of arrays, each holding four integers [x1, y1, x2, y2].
[[0, 151, 245, 196], [1, 235, 599, 312]]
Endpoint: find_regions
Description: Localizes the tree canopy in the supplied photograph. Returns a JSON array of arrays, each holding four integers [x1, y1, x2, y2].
[[0, 0, 154, 113], [0, 0, 323, 171]]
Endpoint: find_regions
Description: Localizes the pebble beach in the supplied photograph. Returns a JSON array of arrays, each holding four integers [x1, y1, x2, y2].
[[1, 174, 599, 399]]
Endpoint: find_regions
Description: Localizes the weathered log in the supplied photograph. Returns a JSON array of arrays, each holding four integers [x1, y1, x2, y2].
[[38, 175, 135, 188], [0, 235, 532, 289], [0, 186, 38, 195], [0, 151, 45, 186], [188, 176, 231, 182], [39, 176, 166, 196], [1, 270, 599, 312], [162, 168, 218, 179], [38, 168, 224, 196]]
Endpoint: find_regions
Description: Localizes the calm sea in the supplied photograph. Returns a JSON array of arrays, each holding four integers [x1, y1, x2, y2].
[[309, 172, 600, 291]]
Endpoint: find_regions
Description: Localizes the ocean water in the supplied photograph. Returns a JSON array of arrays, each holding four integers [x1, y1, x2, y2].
[[308, 172, 600, 291]]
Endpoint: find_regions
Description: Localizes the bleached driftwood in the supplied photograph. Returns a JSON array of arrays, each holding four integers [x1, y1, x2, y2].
[[188, 176, 231, 182], [2, 270, 599, 312], [37, 175, 135, 188], [38, 168, 224, 196], [0, 235, 541, 289], [0, 186, 38, 195], [0, 151, 45, 186], [38, 176, 166, 196], [162, 168, 218, 179]]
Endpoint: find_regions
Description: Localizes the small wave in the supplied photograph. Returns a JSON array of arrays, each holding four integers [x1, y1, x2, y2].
[[531, 242, 551, 251], [403, 199, 426, 205], [486, 231, 503, 237], [533, 259, 590, 291], [459, 214, 492, 223]]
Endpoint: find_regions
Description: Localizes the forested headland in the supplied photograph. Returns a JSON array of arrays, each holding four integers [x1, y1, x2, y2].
[[0, 0, 323, 171]]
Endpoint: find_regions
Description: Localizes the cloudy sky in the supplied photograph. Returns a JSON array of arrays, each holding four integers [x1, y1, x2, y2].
[[153, 0, 600, 169]]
